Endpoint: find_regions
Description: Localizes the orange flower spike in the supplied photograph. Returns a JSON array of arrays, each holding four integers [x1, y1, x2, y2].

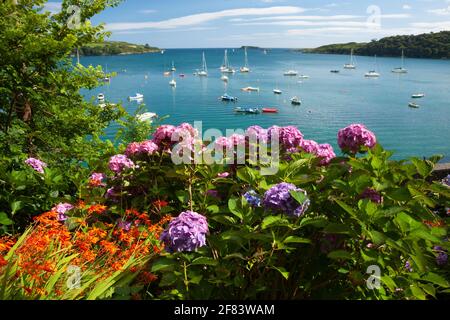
[[0, 256, 8, 268], [87, 204, 108, 215]]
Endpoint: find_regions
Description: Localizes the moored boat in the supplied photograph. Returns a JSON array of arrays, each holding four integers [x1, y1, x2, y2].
[[411, 93, 425, 99], [234, 107, 261, 114], [97, 93, 105, 101], [129, 93, 144, 101], [241, 86, 259, 92], [291, 96, 302, 105], [284, 70, 298, 76], [273, 89, 282, 94], [408, 102, 420, 108], [220, 94, 237, 102], [262, 108, 278, 113]]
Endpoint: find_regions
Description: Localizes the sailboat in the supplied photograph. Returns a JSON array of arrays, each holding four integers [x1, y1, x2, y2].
[[171, 61, 176, 72], [392, 50, 408, 74], [76, 48, 80, 65], [240, 47, 250, 73], [197, 52, 208, 76], [220, 50, 236, 73], [365, 55, 380, 78], [221, 75, 229, 82], [344, 49, 356, 69], [102, 64, 110, 82], [169, 74, 176, 87]]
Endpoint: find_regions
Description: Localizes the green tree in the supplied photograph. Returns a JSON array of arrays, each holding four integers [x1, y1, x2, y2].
[[0, 0, 125, 230]]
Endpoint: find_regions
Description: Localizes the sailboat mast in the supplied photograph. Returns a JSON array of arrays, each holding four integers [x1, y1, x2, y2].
[[244, 47, 248, 67], [76, 48, 80, 65], [202, 52, 207, 72]]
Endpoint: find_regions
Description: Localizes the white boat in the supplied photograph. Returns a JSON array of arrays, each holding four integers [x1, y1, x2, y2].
[[273, 88, 282, 94], [171, 61, 176, 72], [221, 75, 229, 82], [411, 93, 425, 99], [136, 112, 157, 122], [365, 71, 380, 78], [284, 70, 298, 76], [392, 50, 407, 74], [408, 102, 419, 108], [241, 86, 259, 92], [263, 49, 268, 55], [365, 55, 380, 78], [240, 47, 250, 73], [291, 96, 302, 105], [220, 49, 236, 73], [97, 93, 105, 101], [102, 64, 110, 82], [169, 79, 176, 87], [161, 50, 165, 54], [344, 49, 356, 69], [129, 93, 144, 101], [299, 75, 310, 79], [197, 52, 208, 76]]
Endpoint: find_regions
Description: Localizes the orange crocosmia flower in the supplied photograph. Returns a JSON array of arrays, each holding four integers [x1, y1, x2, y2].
[[423, 220, 445, 228], [87, 204, 108, 214], [100, 240, 119, 255], [137, 271, 158, 284], [0, 256, 8, 268], [76, 200, 86, 209], [153, 200, 168, 208]]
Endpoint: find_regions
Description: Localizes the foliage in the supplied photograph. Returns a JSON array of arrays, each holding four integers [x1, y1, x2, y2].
[[0, 0, 126, 229], [79, 41, 160, 56], [303, 31, 450, 59]]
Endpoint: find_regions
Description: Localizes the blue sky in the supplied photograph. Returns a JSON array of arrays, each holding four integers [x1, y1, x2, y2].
[[46, 0, 450, 48]]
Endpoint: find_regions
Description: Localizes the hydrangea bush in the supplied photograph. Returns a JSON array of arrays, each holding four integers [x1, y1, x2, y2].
[[1, 122, 449, 300]]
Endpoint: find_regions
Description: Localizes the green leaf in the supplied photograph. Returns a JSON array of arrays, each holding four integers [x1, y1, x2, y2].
[[422, 273, 450, 288], [289, 190, 307, 205], [191, 257, 218, 266], [0, 212, 13, 226], [327, 250, 353, 260], [10, 201, 23, 215], [228, 198, 243, 220], [151, 258, 174, 272], [272, 266, 289, 280], [410, 285, 427, 300], [283, 236, 311, 244], [261, 215, 289, 230], [410, 158, 434, 178]]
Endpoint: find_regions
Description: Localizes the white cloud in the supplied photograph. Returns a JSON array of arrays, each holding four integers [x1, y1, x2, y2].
[[42, 2, 61, 14], [402, 4, 412, 10], [428, 6, 450, 15], [140, 9, 157, 14], [411, 20, 450, 29], [107, 6, 305, 31], [232, 14, 363, 22]]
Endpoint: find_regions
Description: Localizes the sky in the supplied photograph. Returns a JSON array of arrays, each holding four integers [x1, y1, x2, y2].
[[44, 0, 450, 48]]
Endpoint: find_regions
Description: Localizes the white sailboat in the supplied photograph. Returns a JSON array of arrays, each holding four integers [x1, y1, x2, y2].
[[392, 50, 408, 74], [102, 64, 110, 82], [197, 52, 208, 76], [240, 47, 250, 73], [221, 75, 229, 82], [171, 61, 176, 72], [344, 49, 356, 69], [365, 55, 380, 78], [220, 49, 236, 73], [169, 74, 176, 87]]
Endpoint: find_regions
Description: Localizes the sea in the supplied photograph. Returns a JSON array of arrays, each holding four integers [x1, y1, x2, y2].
[[79, 48, 450, 161]]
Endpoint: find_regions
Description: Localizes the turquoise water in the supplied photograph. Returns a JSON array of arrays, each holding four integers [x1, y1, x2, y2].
[[80, 49, 450, 160]]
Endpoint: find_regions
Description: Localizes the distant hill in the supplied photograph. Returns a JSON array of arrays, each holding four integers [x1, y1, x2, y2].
[[240, 46, 262, 50], [301, 31, 450, 59], [78, 41, 161, 56]]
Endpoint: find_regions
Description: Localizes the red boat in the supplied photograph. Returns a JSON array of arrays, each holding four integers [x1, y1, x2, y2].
[[262, 108, 278, 113]]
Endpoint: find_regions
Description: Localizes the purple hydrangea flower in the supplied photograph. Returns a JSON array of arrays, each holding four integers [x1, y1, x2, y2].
[[89, 172, 106, 187], [172, 123, 198, 142], [152, 125, 177, 149], [263, 182, 310, 217], [25, 157, 47, 174], [52, 202, 74, 221], [337, 124, 377, 154], [108, 154, 134, 174], [124, 142, 141, 157], [117, 219, 132, 232], [434, 246, 448, 266], [243, 190, 261, 207], [300, 139, 319, 154], [360, 188, 383, 204], [139, 140, 159, 154], [405, 260, 413, 272], [160, 211, 209, 253]]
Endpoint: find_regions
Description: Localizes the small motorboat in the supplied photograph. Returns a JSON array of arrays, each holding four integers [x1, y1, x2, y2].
[[234, 107, 261, 114], [136, 112, 157, 122], [220, 94, 238, 102], [97, 93, 105, 101], [330, 70, 340, 73], [408, 102, 419, 108], [163, 71, 171, 76], [221, 75, 229, 82], [411, 93, 425, 99], [284, 70, 298, 76], [101, 76, 110, 82], [262, 108, 278, 113], [299, 75, 310, 79], [273, 89, 282, 94], [241, 86, 259, 92], [179, 74, 186, 78], [365, 71, 380, 78], [129, 93, 144, 101], [291, 96, 302, 105]]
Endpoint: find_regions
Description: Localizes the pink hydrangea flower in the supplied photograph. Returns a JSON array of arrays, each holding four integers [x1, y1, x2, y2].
[[108, 154, 134, 173], [139, 140, 159, 155], [89, 172, 106, 187], [300, 140, 319, 154], [337, 124, 377, 154], [25, 157, 47, 174], [246, 126, 268, 143], [268, 126, 303, 152], [315, 144, 336, 165], [152, 125, 176, 147], [52, 203, 74, 221], [124, 142, 141, 157]]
